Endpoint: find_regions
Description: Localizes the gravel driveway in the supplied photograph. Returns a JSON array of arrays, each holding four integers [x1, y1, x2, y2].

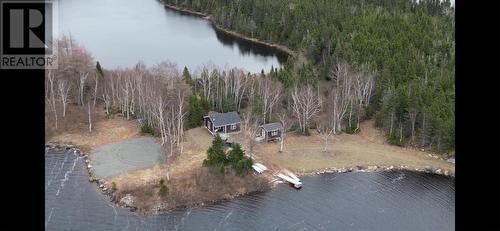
[[90, 137, 166, 179]]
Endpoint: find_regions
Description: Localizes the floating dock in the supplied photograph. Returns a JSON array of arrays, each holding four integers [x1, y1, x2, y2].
[[276, 171, 302, 189]]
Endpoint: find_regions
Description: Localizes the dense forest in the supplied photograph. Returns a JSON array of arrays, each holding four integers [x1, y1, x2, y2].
[[46, 0, 454, 155], [162, 0, 455, 152]]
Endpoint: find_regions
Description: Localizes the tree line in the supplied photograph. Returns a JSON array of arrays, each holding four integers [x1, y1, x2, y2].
[[46, 36, 189, 156], [46, 36, 378, 157], [162, 0, 455, 152]]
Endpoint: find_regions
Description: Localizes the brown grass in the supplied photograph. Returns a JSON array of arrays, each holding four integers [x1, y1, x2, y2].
[[49, 108, 453, 213], [108, 126, 270, 212], [112, 167, 269, 212], [252, 120, 455, 175], [47, 106, 140, 153]]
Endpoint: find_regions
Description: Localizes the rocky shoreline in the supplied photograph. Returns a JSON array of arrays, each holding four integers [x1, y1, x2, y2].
[[46, 143, 454, 214], [45, 143, 269, 214], [161, 3, 296, 57], [46, 144, 127, 209], [301, 164, 454, 178]]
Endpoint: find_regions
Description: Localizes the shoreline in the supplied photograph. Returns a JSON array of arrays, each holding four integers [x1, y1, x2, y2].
[[161, 3, 296, 58], [298, 164, 454, 178], [45, 142, 270, 214], [46, 141, 454, 214]]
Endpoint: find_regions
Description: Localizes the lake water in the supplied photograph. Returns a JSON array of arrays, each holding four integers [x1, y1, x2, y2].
[[45, 148, 455, 231], [58, 0, 287, 72]]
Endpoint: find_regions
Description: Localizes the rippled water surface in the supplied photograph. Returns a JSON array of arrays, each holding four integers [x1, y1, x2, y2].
[[45, 149, 455, 231], [58, 0, 287, 72]]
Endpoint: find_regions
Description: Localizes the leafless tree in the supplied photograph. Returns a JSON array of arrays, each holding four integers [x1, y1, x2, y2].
[[93, 73, 99, 107], [87, 101, 92, 133], [278, 112, 289, 153], [174, 82, 189, 154], [330, 61, 354, 134], [317, 120, 334, 152], [258, 77, 282, 122], [231, 69, 249, 112], [47, 71, 58, 129], [78, 72, 89, 106], [199, 67, 211, 100], [353, 71, 375, 131], [57, 79, 70, 118], [291, 85, 322, 134], [242, 111, 259, 157], [102, 90, 111, 115]]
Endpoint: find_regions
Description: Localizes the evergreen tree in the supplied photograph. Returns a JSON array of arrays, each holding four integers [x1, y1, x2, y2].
[[183, 66, 194, 86]]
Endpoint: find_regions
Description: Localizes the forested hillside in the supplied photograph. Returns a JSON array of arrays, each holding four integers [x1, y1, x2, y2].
[[162, 0, 455, 152]]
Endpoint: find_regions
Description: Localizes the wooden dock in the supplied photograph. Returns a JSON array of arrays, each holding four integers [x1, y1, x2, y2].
[[276, 170, 302, 189]]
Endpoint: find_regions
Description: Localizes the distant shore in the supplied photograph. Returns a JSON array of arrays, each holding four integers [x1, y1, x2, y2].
[[161, 3, 296, 57]]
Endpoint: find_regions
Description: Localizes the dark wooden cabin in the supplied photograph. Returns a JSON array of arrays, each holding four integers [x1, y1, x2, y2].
[[203, 111, 241, 135], [257, 122, 283, 142]]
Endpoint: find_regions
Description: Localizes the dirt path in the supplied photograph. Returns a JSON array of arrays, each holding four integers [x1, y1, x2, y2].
[[252, 120, 454, 176]]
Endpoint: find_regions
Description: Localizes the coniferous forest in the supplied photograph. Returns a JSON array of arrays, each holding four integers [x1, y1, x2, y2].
[[162, 0, 455, 152]]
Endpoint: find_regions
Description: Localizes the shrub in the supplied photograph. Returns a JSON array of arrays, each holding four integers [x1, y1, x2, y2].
[[387, 133, 406, 147], [141, 121, 155, 135], [203, 137, 253, 177], [203, 135, 227, 167], [111, 181, 117, 190], [158, 179, 168, 196], [289, 123, 300, 132], [234, 158, 253, 176], [227, 143, 244, 167], [344, 123, 360, 134]]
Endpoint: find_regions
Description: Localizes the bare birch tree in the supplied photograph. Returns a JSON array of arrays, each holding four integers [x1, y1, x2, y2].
[[231, 69, 249, 112], [87, 101, 92, 133], [259, 77, 282, 122], [353, 71, 375, 131], [278, 112, 289, 153], [242, 111, 259, 157], [317, 120, 334, 152], [291, 85, 322, 134], [47, 71, 58, 129], [58, 80, 71, 118], [330, 61, 354, 134], [79, 72, 89, 105]]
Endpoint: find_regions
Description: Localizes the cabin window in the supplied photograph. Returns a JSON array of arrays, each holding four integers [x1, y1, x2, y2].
[[271, 130, 278, 136], [231, 124, 236, 130]]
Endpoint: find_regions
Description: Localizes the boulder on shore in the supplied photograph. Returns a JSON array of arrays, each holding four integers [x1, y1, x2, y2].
[[367, 165, 378, 171], [120, 194, 136, 207]]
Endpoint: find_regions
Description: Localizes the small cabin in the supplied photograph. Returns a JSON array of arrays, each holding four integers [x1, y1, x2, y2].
[[256, 122, 283, 142], [203, 111, 241, 135]]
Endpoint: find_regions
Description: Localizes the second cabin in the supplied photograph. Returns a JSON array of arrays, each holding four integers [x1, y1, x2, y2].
[[203, 111, 241, 135], [256, 122, 283, 142]]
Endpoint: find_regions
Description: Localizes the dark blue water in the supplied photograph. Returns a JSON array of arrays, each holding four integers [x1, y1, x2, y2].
[[45, 148, 454, 230], [58, 0, 287, 72]]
